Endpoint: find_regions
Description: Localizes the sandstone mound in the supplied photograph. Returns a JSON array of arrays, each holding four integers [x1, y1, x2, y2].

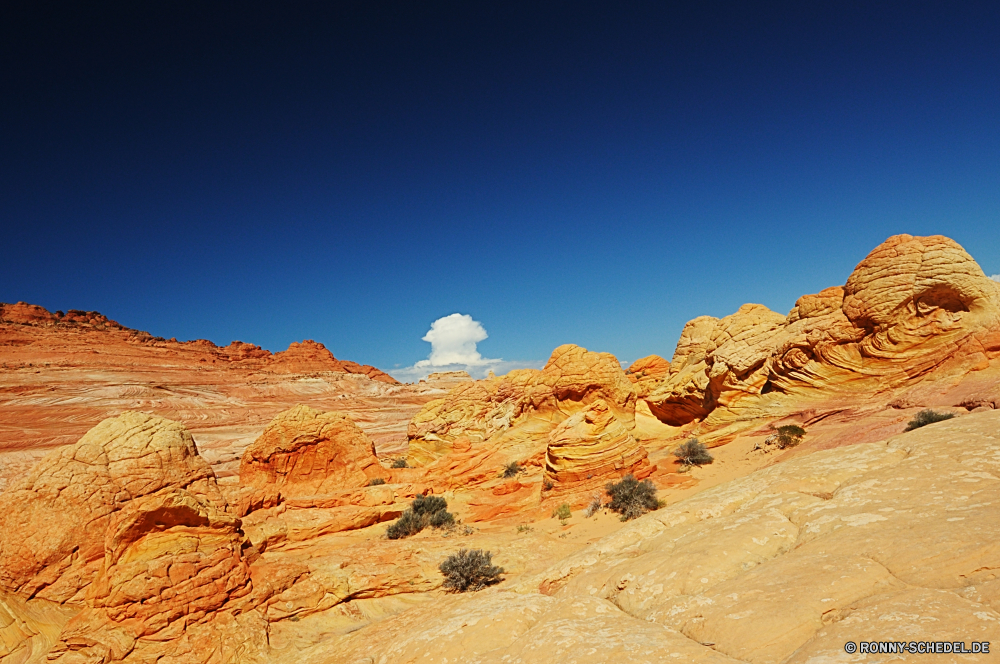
[[646, 234, 1000, 428], [544, 399, 651, 499], [626, 354, 671, 399], [269, 340, 397, 383], [0, 411, 223, 603], [48, 488, 255, 664], [407, 344, 636, 465], [239, 405, 386, 498]]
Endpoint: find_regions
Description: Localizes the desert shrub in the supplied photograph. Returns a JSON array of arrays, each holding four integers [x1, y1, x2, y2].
[[774, 424, 806, 449], [905, 409, 955, 431], [516, 524, 533, 533], [411, 494, 448, 517], [552, 503, 571, 520], [605, 474, 658, 521], [428, 509, 455, 529], [439, 549, 504, 592], [386, 494, 454, 539], [502, 461, 522, 478], [584, 493, 603, 518], [386, 510, 425, 539], [673, 438, 714, 466], [542, 479, 554, 491], [391, 457, 409, 468], [367, 478, 387, 486]]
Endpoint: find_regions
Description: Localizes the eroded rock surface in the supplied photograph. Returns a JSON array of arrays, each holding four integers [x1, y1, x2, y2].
[[239, 405, 386, 498], [407, 344, 636, 466], [646, 234, 1000, 430]]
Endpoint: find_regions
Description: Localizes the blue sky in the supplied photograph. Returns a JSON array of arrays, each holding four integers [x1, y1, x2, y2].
[[2, 3, 998, 379]]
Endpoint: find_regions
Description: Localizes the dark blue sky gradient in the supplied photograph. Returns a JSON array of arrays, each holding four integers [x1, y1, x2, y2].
[[2, 2, 999, 370]]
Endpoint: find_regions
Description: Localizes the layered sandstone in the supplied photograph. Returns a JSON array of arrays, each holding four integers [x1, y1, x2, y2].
[[544, 399, 651, 499], [2, 234, 1000, 664], [239, 405, 387, 497], [301, 409, 1000, 664], [0, 303, 448, 490], [646, 235, 1000, 431], [407, 344, 636, 466]]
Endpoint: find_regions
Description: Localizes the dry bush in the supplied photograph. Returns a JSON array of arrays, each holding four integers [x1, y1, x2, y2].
[[387, 494, 454, 539], [502, 461, 521, 478], [774, 424, 806, 449], [605, 474, 658, 521], [439, 549, 504, 592], [905, 409, 955, 431], [673, 438, 713, 466]]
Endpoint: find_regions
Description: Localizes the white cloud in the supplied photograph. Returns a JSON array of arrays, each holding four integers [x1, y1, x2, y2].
[[990, 274, 1000, 283], [390, 313, 542, 382]]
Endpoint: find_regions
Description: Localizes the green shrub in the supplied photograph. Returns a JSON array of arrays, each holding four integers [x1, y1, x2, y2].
[[386, 494, 454, 539], [386, 510, 425, 539], [391, 457, 409, 468], [552, 503, 571, 520], [605, 474, 658, 521], [774, 424, 806, 449], [439, 549, 504, 592], [905, 409, 955, 431], [367, 478, 387, 486], [502, 461, 522, 478], [428, 509, 455, 529], [673, 438, 714, 466]]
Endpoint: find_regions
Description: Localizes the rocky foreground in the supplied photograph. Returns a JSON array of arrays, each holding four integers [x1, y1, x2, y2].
[[0, 233, 998, 663]]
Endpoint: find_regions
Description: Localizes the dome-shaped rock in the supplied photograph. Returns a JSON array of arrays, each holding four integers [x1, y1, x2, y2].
[[0, 412, 223, 603], [239, 405, 386, 496]]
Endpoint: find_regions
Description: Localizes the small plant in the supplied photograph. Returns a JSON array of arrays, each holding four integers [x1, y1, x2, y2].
[[516, 524, 533, 534], [502, 461, 522, 478], [774, 424, 806, 449], [386, 494, 455, 539], [552, 503, 571, 522], [439, 549, 504, 592], [367, 478, 387, 486], [584, 493, 603, 518], [905, 409, 955, 431], [673, 438, 714, 467], [391, 457, 409, 468], [542, 479, 554, 491], [605, 474, 658, 521]]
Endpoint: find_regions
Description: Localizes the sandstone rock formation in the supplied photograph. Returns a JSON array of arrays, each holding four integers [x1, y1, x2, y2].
[[407, 344, 636, 466], [544, 399, 651, 500], [3, 234, 1000, 664], [626, 354, 671, 399], [0, 412, 276, 664], [646, 235, 1000, 430], [298, 409, 1000, 664], [0, 412, 223, 604], [0, 303, 448, 491], [239, 405, 387, 498]]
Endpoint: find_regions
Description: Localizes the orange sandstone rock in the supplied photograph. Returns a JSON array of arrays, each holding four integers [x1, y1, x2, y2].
[[239, 405, 386, 498], [407, 344, 636, 465], [544, 399, 651, 500], [0, 412, 223, 603], [645, 235, 1000, 428]]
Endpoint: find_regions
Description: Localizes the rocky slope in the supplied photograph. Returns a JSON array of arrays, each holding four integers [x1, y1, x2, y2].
[[0, 304, 455, 488], [1, 234, 999, 663]]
